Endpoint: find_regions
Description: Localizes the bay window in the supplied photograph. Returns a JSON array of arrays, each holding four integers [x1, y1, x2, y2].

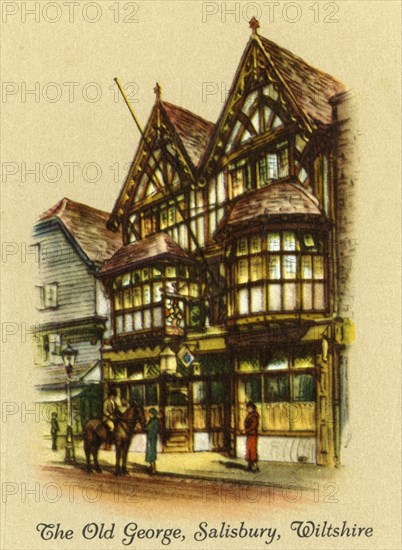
[[230, 231, 327, 315], [113, 263, 202, 335]]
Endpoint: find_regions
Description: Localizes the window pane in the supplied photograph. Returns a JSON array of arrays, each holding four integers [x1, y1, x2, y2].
[[259, 153, 278, 185], [134, 310, 142, 330], [133, 287, 142, 307], [211, 381, 225, 404], [143, 309, 152, 329], [265, 350, 288, 370], [124, 289, 133, 308], [293, 374, 315, 402], [268, 256, 281, 279], [122, 273, 131, 287], [302, 283, 313, 310], [268, 284, 282, 311], [250, 236, 262, 253], [230, 167, 244, 197], [301, 256, 313, 279], [250, 285, 264, 313], [284, 283, 297, 310], [142, 267, 150, 281], [265, 374, 290, 402], [237, 238, 248, 256], [278, 148, 289, 177], [143, 284, 151, 305], [250, 256, 263, 281], [114, 292, 124, 310], [283, 255, 297, 279], [314, 256, 325, 279], [238, 355, 259, 371], [115, 315, 123, 334], [143, 383, 157, 406], [130, 384, 144, 406], [268, 233, 281, 251], [124, 313, 133, 333], [237, 259, 249, 284], [193, 381, 206, 404], [153, 266, 163, 278], [314, 283, 325, 310], [238, 288, 249, 315], [153, 307, 163, 327], [133, 270, 141, 284], [245, 377, 262, 403], [153, 282, 163, 303], [294, 351, 315, 369], [166, 266, 176, 278], [283, 232, 296, 251]]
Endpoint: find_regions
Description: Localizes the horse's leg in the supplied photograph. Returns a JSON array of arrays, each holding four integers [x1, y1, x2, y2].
[[115, 436, 121, 476], [84, 432, 92, 474], [121, 440, 129, 475], [93, 435, 102, 473]]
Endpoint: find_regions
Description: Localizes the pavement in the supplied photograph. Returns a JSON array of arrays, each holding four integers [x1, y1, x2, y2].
[[40, 437, 345, 491]]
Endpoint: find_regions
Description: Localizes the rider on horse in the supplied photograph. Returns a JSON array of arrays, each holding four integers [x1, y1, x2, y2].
[[102, 388, 119, 444]]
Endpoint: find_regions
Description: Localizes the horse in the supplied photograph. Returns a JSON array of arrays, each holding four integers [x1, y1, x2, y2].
[[83, 403, 145, 476]]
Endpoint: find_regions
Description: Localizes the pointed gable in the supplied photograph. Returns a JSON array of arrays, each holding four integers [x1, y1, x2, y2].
[[108, 99, 214, 230], [201, 31, 346, 174]]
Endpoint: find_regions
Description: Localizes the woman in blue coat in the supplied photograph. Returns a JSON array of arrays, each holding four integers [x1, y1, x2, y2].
[[145, 408, 159, 475]]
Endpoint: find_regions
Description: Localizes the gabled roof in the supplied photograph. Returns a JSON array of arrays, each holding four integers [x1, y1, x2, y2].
[[258, 35, 346, 126], [216, 180, 323, 236], [200, 30, 346, 170], [99, 233, 189, 276], [161, 101, 214, 167], [38, 198, 122, 265], [108, 100, 214, 230]]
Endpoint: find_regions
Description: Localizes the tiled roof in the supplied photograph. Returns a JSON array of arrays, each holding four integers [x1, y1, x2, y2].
[[259, 35, 346, 125], [99, 233, 189, 276], [221, 180, 322, 231], [162, 101, 215, 167], [38, 198, 122, 264]]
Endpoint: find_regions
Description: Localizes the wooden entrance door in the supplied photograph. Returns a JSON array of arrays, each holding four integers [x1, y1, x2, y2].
[[163, 380, 191, 452]]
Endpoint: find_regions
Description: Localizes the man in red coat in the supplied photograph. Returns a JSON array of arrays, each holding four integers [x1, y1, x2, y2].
[[244, 401, 260, 472]]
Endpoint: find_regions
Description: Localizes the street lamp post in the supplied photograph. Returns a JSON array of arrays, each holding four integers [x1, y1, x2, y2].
[[61, 342, 78, 465]]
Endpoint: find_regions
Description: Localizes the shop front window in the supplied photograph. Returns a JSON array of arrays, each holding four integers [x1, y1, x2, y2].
[[237, 348, 317, 433]]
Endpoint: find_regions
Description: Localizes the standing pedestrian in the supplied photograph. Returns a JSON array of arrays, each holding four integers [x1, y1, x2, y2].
[[244, 401, 260, 472], [50, 412, 59, 451], [145, 408, 159, 475]]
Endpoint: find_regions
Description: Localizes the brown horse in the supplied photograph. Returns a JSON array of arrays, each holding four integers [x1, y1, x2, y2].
[[83, 404, 145, 475]]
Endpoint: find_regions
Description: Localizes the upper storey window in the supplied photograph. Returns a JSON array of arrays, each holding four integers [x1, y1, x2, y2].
[[113, 263, 203, 336], [257, 145, 289, 186], [229, 231, 327, 317]]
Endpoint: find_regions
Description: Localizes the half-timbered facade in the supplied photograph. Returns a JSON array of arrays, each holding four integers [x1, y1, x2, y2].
[[100, 19, 353, 465]]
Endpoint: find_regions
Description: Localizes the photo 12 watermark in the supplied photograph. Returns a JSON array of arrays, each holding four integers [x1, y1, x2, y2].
[[201, 1, 340, 24], [1, 81, 140, 104], [1, 2, 140, 24]]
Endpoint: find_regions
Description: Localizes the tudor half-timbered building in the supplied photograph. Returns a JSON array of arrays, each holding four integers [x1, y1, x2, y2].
[[99, 19, 353, 465]]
